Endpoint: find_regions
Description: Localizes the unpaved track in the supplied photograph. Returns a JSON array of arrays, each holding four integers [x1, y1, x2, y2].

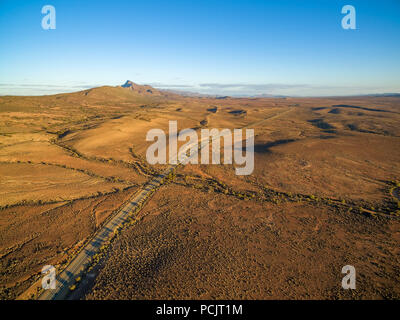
[[38, 107, 291, 300], [38, 165, 175, 300]]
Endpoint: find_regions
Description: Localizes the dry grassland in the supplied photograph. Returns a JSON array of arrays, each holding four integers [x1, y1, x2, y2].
[[0, 85, 399, 299]]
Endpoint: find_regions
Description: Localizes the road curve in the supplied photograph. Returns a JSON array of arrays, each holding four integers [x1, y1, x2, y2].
[[38, 107, 292, 300]]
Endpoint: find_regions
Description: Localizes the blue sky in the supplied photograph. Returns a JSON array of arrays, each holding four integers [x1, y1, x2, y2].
[[0, 0, 399, 96]]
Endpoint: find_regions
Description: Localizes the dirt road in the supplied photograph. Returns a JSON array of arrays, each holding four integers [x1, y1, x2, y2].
[[38, 107, 292, 300], [38, 165, 175, 300]]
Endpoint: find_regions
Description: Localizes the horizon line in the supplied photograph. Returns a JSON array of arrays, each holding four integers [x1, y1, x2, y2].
[[0, 82, 399, 99]]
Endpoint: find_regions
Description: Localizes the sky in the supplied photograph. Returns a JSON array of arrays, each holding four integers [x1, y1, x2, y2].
[[0, 0, 399, 96]]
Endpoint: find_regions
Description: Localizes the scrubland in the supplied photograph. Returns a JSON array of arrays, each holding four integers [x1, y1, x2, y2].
[[0, 85, 399, 299]]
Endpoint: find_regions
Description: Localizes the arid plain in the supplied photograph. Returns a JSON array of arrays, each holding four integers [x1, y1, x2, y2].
[[0, 83, 399, 299]]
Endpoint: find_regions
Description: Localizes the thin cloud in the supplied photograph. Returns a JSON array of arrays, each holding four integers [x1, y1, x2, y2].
[[0, 83, 98, 96], [149, 83, 194, 88], [199, 83, 310, 91], [0, 83, 96, 89]]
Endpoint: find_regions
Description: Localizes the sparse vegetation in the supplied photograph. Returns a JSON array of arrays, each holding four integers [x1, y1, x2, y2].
[[1, 86, 400, 300]]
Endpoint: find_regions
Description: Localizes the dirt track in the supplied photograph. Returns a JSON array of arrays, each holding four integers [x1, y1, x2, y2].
[[38, 166, 173, 300], [38, 108, 291, 300]]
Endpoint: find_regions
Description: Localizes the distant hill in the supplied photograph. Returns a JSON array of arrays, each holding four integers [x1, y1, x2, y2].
[[121, 80, 163, 96], [0, 82, 183, 111], [120, 80, 185, 100], [159, 88, 232, 99], [363, 93, 400, 97]]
